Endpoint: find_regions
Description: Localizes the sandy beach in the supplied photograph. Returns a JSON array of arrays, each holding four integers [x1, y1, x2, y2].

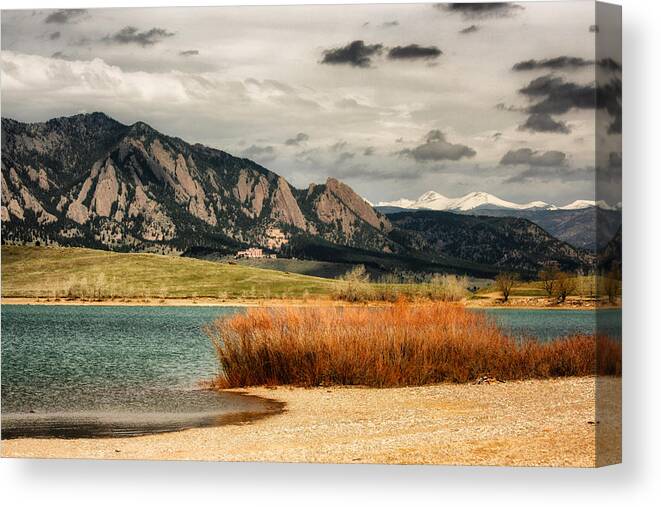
[[1, 296, 306, 307], [2, 296, 617, 311], [1, 376, 621, 467]]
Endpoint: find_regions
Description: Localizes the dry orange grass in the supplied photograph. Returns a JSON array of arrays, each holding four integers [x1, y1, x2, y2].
[[206, 301, 621, 388]]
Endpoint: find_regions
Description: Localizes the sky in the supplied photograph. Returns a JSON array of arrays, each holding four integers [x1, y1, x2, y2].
[[0, 2, 622, 206]]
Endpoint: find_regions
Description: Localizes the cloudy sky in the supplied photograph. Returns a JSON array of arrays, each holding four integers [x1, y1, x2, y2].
[[1, 2, 621, 205]]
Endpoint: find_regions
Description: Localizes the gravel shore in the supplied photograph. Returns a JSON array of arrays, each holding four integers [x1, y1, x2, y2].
[[1, 376, 621, 467]]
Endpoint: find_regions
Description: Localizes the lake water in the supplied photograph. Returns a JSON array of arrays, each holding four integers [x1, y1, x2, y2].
[[0, 305, 282, 439], [478, 308, 621, 341], [1, 304, 621, 439]]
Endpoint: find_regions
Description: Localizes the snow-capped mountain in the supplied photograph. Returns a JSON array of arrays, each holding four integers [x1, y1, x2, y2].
[[376, 191, 619, 212], [558, 200, 618, 211], [377, 191, 555, 212]]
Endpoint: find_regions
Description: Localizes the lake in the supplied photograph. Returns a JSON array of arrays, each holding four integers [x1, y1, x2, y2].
[[479, 307, 621, 341], [0, 305, 282, 439], [1, 304, 621, 439]]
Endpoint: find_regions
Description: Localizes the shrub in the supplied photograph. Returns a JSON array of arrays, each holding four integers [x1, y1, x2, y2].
[[332, 269, 468, 303], [426, 274, 468, 301], [333, 264, 372, 302], [206, 302, 621, 388]]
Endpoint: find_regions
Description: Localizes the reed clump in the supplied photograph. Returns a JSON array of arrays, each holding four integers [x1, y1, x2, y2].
[[207, 302, 621, 388]]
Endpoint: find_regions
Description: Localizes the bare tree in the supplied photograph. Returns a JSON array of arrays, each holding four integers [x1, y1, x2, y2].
[[495, 272, 517, 302], [602, 267, 621, 304], [554, 272, 577, 303], [539, 266, 560, 297]]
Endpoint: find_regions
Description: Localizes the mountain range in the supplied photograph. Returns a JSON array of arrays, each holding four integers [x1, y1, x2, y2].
[[1, 113, 393, 255], [377, 191, 621, 212], [376, 191, 621, 253], [1, 113, 610, 277]]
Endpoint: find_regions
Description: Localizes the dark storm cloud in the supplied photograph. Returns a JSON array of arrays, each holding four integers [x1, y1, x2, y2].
[[242, 145, 276, 163], [179, 50, 199, 57], [44, 9, 87, 24], [321, 40, 383, 68], [387, 44, 442, 61], [513, 57, 619, 73], [505, 165, 593, 183], [519, 75, 595, 115], [518, 113, 570, 134], [598, 77, 622, 133], [284, 132, 309, 146], [500, 148, 567, 167], [598, 58, 622, 73], [49, 31, 61, 40], [512, 56, 594, 71], [104, 26, 175, 47], [459, 25, 480, 34], [399, 130, 476, 162], [436, 3, 523, 19], [518, 74, 621, 134]]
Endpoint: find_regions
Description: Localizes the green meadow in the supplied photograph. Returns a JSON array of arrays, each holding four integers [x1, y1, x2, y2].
[[1, 245, 337, 300]]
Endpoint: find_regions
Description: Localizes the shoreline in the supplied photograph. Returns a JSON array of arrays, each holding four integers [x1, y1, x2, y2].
[[0, 376, 621, 466], [1, 296, 619, 311], [1, 391, 286, 440]]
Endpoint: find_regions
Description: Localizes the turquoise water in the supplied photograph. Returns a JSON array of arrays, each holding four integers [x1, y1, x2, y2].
[[0, 305, 283, 439], [478, 308, 621, 341], [1, 304, 620, 438]]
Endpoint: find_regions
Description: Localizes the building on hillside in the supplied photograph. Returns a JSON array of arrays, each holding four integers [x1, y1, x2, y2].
[[265, 227, 288, 250], [236, 247, 264, 258], [236, 247, 276, 259]]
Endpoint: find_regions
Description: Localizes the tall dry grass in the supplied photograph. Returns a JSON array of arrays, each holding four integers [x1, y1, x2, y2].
[[207, 302, 621, 388]]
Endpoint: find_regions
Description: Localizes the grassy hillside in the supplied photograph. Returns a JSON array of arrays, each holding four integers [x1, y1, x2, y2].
[[1, 246, 338, 299], [232, 257, 355, 280]]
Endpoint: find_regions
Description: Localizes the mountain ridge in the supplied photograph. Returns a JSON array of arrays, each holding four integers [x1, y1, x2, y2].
[[1, 112, 395, 255], [2, 112, 594, 276], [377, 190, 620, 212]]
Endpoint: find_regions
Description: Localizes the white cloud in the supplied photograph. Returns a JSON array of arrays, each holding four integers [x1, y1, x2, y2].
[[2, 51, 192, 103], [0, 2, 604, 205]]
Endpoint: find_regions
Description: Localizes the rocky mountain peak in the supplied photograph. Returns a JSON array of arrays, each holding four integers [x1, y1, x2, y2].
[[1, 112, 393, 255], [127, 120, 159, 138], [2, 112, 597, 275], [324, 177, 391, 233]]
